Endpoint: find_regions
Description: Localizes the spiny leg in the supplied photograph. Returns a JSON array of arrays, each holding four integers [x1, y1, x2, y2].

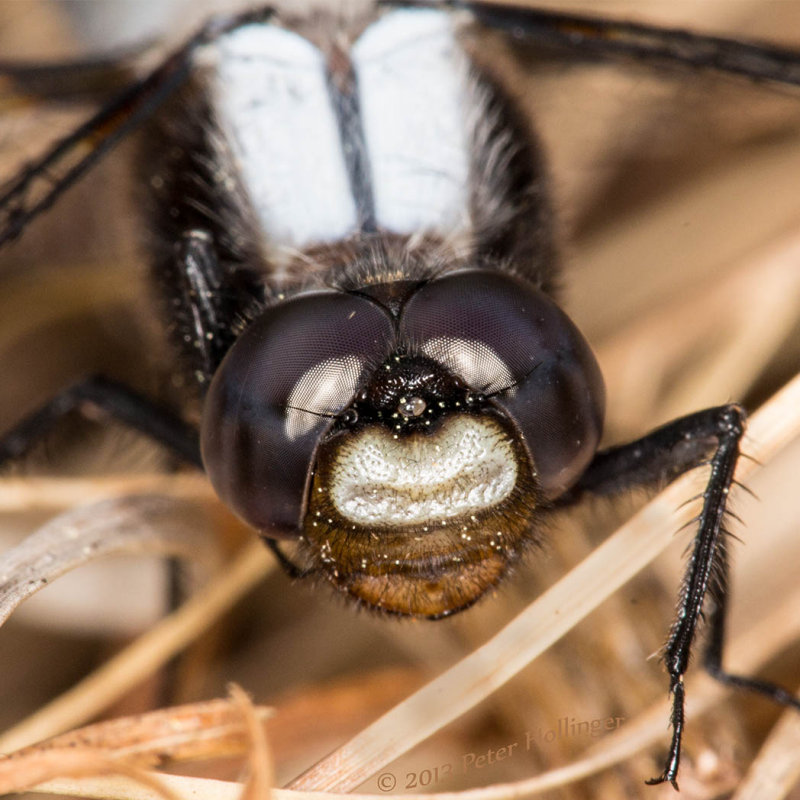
[[647, 406, 741, 789], [560, 404, 798, 789]]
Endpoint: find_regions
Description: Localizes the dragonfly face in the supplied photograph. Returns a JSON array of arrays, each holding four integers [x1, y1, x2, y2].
[[199, 266, 604, 616], [143, 8, 606, 616]]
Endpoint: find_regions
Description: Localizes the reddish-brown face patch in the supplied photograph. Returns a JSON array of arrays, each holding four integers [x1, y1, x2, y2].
[[300, 413, 540, 618]]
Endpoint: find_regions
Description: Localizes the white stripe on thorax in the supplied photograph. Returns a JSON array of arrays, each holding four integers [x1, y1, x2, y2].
[[353, 9, 472, 238], [209, 9, 472, 250], [211, 25, 357, 248]]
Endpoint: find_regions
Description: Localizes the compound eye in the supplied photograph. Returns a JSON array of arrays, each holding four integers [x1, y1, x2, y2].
[[200, 292, 394, 537], [400, 270, 605, 498]]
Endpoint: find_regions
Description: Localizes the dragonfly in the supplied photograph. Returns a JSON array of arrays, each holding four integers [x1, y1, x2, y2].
[[0, 0, 799, 790]]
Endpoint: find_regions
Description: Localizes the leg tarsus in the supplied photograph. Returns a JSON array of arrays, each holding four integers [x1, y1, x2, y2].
[[645, 676, 684, 789], [644, 678, 683, 790]]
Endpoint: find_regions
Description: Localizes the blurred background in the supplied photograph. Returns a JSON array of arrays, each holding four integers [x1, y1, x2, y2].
[[0, 2, 799, 798]]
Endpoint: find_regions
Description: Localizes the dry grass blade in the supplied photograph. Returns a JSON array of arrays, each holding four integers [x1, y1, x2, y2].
[[27, 582, 800, 800], [231, 685, 275, 800], [20, 587, 800, 800], [288, 373, 800, 792], [0, 697, 273, 795], [0, 473, 213, 513], [24, 759, 185, 800], [0, 495, 217, 627], [0, 539, 274, 753], [34, 772, 245, 800]]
